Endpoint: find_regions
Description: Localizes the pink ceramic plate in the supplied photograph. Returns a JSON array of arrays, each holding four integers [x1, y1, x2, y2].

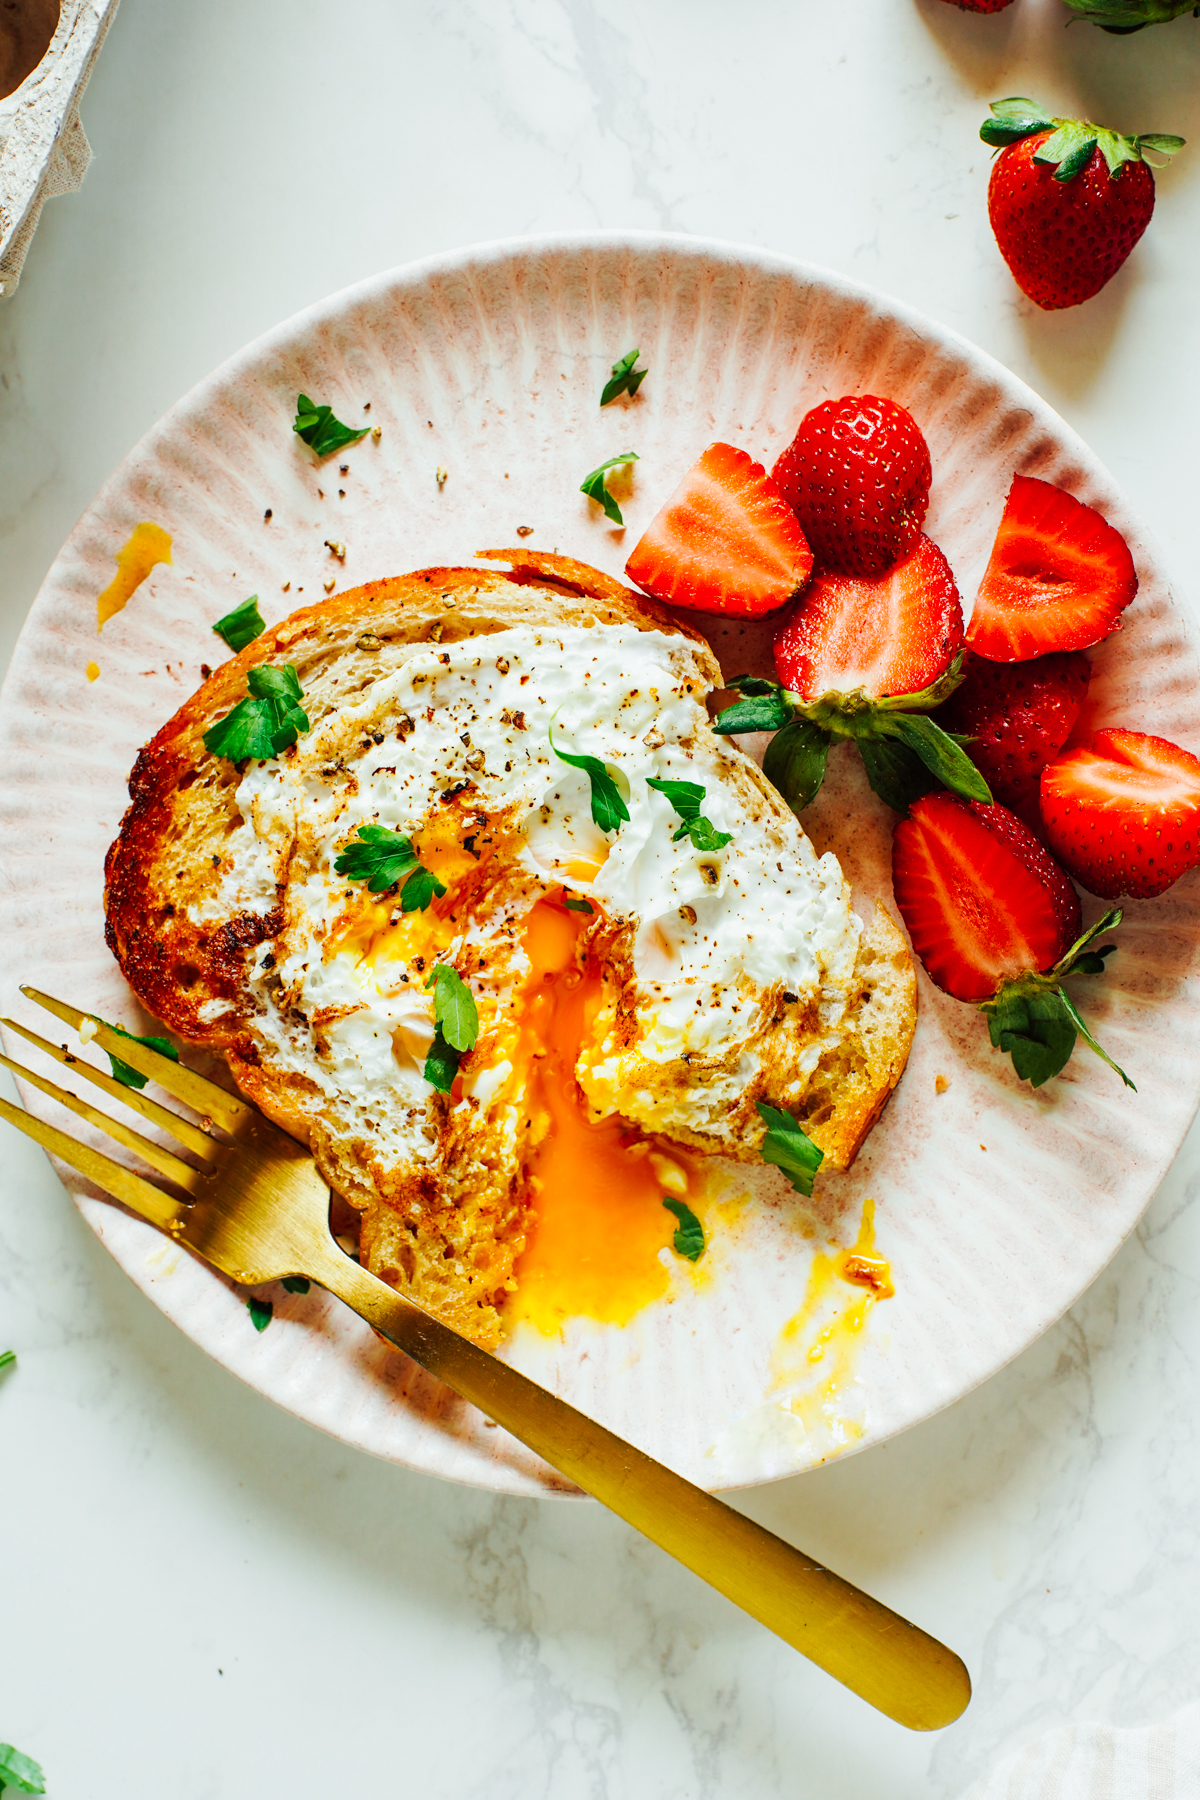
[[2, 234, 1198, 1498]]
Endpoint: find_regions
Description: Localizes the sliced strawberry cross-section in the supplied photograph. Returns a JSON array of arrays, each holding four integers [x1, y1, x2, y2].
[[892, 792, 1080, 1003], [625, 442, 813, 618], [892, 790, 1130, 1087], [773, 534, 963, 702], [967, 475, 1137, 662], [1041, 728, 1200, 899]]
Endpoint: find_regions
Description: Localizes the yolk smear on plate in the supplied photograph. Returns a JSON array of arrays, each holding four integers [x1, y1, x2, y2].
[[86, 662, 100, 682], [769, 1198, 894, 1451], [96, 522, 173, 632], [509, 898, 695, 1335]]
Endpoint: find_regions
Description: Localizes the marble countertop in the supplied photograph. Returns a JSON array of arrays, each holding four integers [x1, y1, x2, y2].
[[2, 2, 1199, 1795]]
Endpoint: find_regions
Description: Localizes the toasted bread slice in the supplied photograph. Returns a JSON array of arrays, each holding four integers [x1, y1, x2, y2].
[[105, 552, 915, 1345]]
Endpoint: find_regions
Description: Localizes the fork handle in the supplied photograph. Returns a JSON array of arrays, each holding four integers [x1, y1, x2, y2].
[[309, 1246, 969, 1730]]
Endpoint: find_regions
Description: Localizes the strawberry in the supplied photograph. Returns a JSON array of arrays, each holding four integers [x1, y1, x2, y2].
[[892, 791, 1131, 1087], [966, 476, 1137, 662], [714, 538, 983, 818], [773, 535, 962, 702], [980, 99, 1184, 311], [625, 442, 812, 617], [936, 648, 1090, 808], [1040, 728, 1200, 899], [940, 0, 1015, 10], [771, 395, 932, 578]]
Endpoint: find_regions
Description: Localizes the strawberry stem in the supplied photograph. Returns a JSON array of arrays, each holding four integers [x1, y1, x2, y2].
[[979, 909, 1134, 1090]]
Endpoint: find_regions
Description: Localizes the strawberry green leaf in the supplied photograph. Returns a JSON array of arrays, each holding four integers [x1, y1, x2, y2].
[[663, 1197, 705, 1261], [0, 1350, 15, 1373], [212, 595, 266, 654], [981, 909, 1134, 1090], [1061, 0, 1199, 29], [980, 98, 1056, 148], [857, 736, 938, 816], [600, 349, 647, 407], [248, 1296, 273, 1332], [549, 720, 631, 833], [0, 1745, 45, 1795], [762, 719, 832, 813], [203, 664, 310, 762], [882, 714, 993, 804], [99, 1019, 181, 1091], [282, 1276, 310, 1295], [293, 393, 369, 458], [425, 964, 479, 1053], [712, 689, 795, 734], [756, 1101, 824, 1198], [580, 452, 639, 525], [1135, 133, 1187, 161]]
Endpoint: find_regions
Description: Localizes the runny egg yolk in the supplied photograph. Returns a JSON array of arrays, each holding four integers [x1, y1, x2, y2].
[[509, 898, 696, 1335]]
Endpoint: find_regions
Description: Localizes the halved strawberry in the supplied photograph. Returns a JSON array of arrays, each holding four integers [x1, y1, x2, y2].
[[892, 793, 1080, 1002], [936, 648, 1091, 808], [1041, 728, 1200, 899], [772, 534, 963, 701], [772, 395, 932, 578], [625, 442, 813, 617], [967, 475, 1137, 661]]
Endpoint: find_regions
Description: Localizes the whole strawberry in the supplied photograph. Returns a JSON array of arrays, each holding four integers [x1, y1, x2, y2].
[[772, 395, 932, 578], [980, 99, 1184, 310], [937, 648, 1090, 808], [941, 0, 1015, 9]]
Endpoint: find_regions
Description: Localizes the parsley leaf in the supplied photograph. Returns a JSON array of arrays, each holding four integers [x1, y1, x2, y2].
[[293, 393, 369, 458], [563, 897, 594, 913], [423, 964, 480, 1093], [663, 1197, 705, 1261], [248, 1296, 273, 1332], [549, 720, 630, 834], [646, 776, 732, 852], [0, 1350, 15, 1373], [756, 1101, 824, 1198], [600, 349, 647, 407], [333, 825, 447, 908], [212, 595, 266, 653], [281, 1276, 310, 1295], [580, 451, 639, 526], [203, 664, 310, 762], [98, 1020, 181, 1091], [0, 1745, 46, 1794]]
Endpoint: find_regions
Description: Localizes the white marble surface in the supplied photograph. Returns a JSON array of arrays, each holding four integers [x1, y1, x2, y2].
[[2, 2, 1199, 1795]]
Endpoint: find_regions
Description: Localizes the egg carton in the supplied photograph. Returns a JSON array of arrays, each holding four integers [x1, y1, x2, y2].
[[0, 0, 119, 299]]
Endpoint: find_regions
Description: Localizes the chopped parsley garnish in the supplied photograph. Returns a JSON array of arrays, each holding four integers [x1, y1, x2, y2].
[[248, 1296, 273, 1332], [212, 595, 266, 653], [663, 1198, 705, 1261], [94, 1019, 181, 1091], [0, 1350, 15, 1373], [334, 825, 447, 909], [549, 720, 630, 834], [293, 393, 369, 458], [600, 348, 647, 407], [423, 965, 480, 1094], [563, 897, 594, 914], [756, 1101, 824, 1198], [0, 1744, 46, 1795], [282, 1276, 310, 1295], [203, 664, 310, 762], [646, 776, 732, 853], [580, 451, 639, 526]]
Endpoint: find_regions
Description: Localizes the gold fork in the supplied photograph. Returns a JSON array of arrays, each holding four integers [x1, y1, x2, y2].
[[0, 985, 970, 1731]]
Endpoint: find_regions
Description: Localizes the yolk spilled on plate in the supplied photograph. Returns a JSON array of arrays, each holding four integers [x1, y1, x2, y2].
[[509, 897, 696, 1335], [769, 1198, 893, 1452], [96, 522, 173, 632]]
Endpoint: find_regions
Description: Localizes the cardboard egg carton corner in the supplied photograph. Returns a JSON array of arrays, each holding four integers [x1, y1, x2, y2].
[[0, 0, 119, 300]]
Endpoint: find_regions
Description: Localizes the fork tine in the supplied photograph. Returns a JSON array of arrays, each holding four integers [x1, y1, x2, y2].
[[21, 987, 252, 1134], [0, 1050, 205, 1191], [0, 1092, 186, 1234], [1, 1019, 219, 1160]]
